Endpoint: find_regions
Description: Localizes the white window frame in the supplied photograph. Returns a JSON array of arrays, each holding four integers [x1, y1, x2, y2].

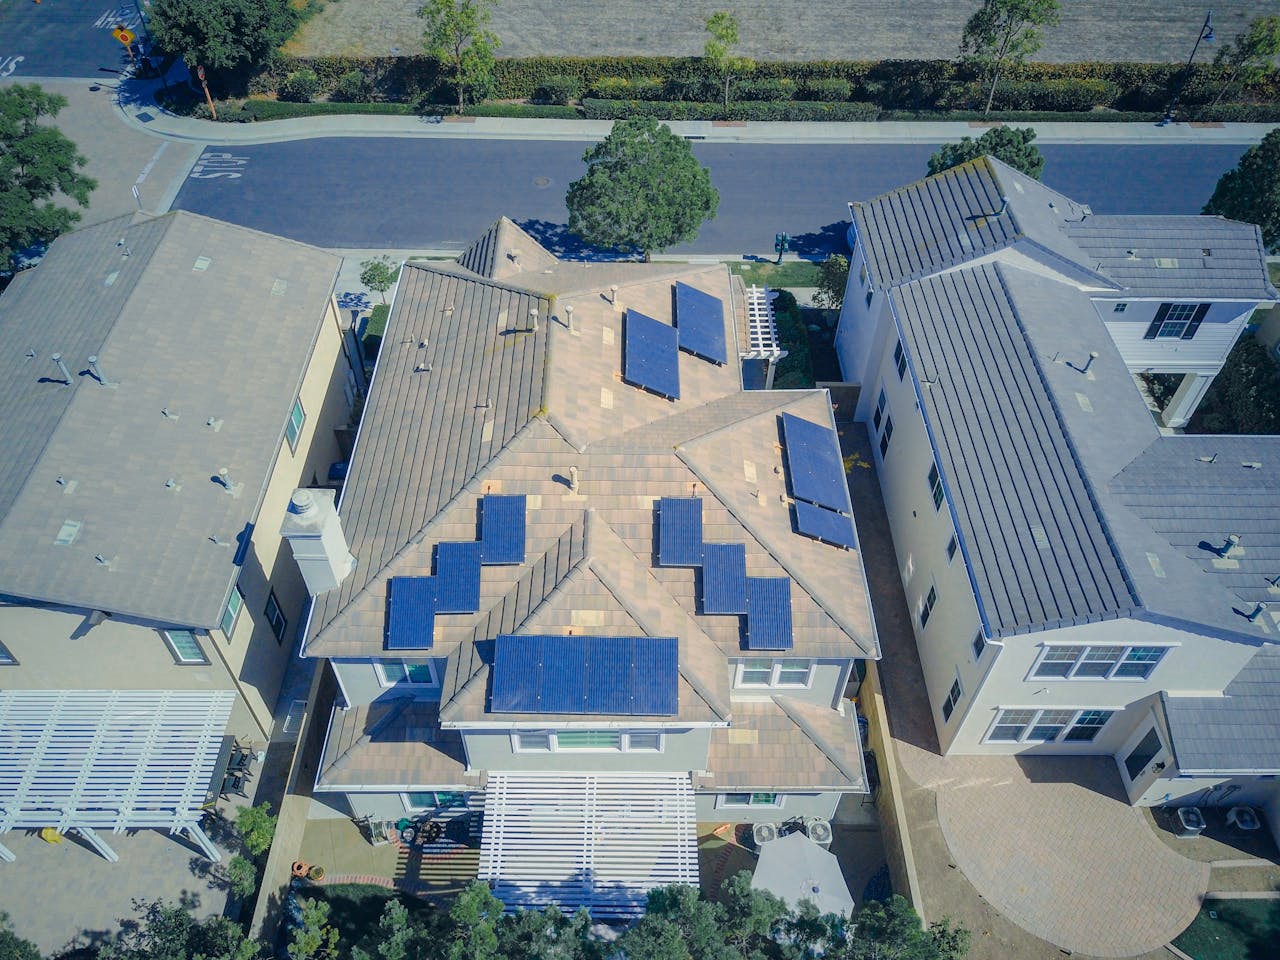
[[734, 659, 814, 689], [402, 791, 467, 812], [984, 707, 1115, 744], [162, 630, 208, 665], [220, 584, 244, 637], [1030, 644, 1169, 681], [510, 729, 667, 754], [375, 659, 439, 688], [717, 792, 784, 810], [284, 396, 306, 452], [264, 590, 287, 643]]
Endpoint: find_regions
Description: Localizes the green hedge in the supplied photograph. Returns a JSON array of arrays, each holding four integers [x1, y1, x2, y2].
[[460, 103, 583, 118], [581, 99, 879, 121], [241, 99, 415, 121], [948, 78, 1120, 111]]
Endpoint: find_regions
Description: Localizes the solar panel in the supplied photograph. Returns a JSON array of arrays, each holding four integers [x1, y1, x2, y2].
[[658, 497, 703, 566], [701, 543, 748, 614], [435, 541, 483, 613], [623, 309, 681, 399], [781, 412, 850, 513], [480, 494, 526, 564], [490, 635, 679, 716], [674, 282, 728, 365], [386, 577, 436, 649], [795, 501, 858, 550], [745, 577, 793, 650]]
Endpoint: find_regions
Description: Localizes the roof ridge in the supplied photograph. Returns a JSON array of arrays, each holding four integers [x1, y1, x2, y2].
[[773, 695, 863, 784], [326, 697, 412, 774]]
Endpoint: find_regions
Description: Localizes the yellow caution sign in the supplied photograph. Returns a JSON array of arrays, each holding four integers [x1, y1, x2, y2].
[[112, 27, 136, 47]]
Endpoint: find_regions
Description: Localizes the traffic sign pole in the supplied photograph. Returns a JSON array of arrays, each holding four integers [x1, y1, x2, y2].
[[197, 65, 217, 121]]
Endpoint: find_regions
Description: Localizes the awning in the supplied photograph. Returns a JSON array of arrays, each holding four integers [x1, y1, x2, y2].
[[752, 831, 854, 916], [479, 773, 698, 918], [0, 690, 235, 863]]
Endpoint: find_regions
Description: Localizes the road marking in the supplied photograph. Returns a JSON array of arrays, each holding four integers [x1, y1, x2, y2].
[[188, 151, 250, 181], [134, 141, 168, 188], [0, 56, 24, 79], [95, 8, 142, 30]]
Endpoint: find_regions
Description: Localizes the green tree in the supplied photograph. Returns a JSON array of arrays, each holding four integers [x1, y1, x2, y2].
[[360, 255, 401, 304], [496, 904, 598, 960], [837, 895, 970, 960], [566, 117, 719, 261], [1203, 129, 1280, 252], [614, 915, 691, 960], [704, 12, 755, 107], [1208, 16, 1280, 112], [1192, 337, 1280, 435], [0, 84, 96, 271], [234, 802, 277, 857], [149, 0, 298, 75], [225, 855, 259, 899], [290, 899, 340, 960], [0, 914, 41, 960], [419, 0, 500, 113], [959, 0, 1061, 114], [813, 254, 850, 310], [644, 885, 733, 960], [444, 882, 503, 960], [720, 871, 787, 956], [101, 902, 258, 960], [927, 126, 1044, 179]]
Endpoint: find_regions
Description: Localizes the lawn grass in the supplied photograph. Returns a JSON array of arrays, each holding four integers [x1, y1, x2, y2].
[[305, 883, 437, 958], [1172, 899, 1280, 960], [729, 260, 822, 289]]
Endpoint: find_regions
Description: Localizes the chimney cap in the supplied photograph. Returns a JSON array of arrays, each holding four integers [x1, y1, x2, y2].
[[290, 489, 316, 514]]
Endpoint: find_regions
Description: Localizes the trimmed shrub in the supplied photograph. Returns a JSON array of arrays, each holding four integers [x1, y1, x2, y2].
[[665, 77, 720, 102], [580, 99, 879, 121], [462, 102, 582, 118], [736, 78, 797, 102], [278, 69, 322, 104], [534, 74, 581, 105], [333, 69, 371, 103], [241, 99, 415, 121], [1197, 103, 1280, 122], [946, 79, 1119, 111], [878, 108, 1164, 122], [803, 77, 852, 102]]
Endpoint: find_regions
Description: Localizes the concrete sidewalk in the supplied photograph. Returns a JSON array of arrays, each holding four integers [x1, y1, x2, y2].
[[98, 75, 1280, 148]]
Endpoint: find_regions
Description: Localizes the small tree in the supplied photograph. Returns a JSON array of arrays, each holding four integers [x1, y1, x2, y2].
[[290, 899, 340, 960], [443, 883, 502, 960], [0, 84, 96, 271], [418, 0, 500, 114], [0, 914, 41, 960], [149, 0, 298, 75], [1207, 16, 1280, 112], [101, 901, 259, 960], [566, 117, 719, 261], [360, 256, 401, 304], [813, 254, 850, 310], [225, 855, 258, 899], [704, 11, 755, 107], [927, 126, 1045, 179], [234, 802, 277, 857], [841, 895, 970, 960], [1203, 129, 1280, 252], [959, 0, 1061, 114]]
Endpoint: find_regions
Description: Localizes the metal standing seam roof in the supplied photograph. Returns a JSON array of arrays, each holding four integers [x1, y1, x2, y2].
[[893, 263, 1136, 637], [0, 212, 342, 628]]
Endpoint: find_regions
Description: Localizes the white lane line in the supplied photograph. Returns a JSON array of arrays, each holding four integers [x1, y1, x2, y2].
[[134, 141, 169, 188]]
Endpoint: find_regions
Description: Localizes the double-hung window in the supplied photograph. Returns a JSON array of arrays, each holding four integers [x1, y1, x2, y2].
[[971, 631, 986, 661], [736, 659, 813, 689], [1032, 644, 1168, 681], [512, 730, 664, 753], [264, 591, 287, 643], [941, 674, 962, 722], [927, 463, 944, 510], [894, 340, 907, 380], [987, 707, 1115, 744], [376, 659, 438, 687], [284, 397, 306, 451], [220, 584, 244, 637], [163, 630, 207, 665], [946, 533, 959, 563], [919, 583, 938, 629], [1144, 303, 1207, 341], [873, 389, 887, 433], [879, 415, 894, 458]]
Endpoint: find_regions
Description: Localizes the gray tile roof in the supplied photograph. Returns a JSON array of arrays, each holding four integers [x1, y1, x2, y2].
[[1163, 647, 1280, 774], [1064, 215, 1279, 300], [0, 212, 341, 627], [852, 156, 1111, 291], [893, 263, 1138, 637], [317, 697, 470, 789]]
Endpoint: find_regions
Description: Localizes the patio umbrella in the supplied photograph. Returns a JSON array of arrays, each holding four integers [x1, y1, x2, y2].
[[751, 831, 854, 916]]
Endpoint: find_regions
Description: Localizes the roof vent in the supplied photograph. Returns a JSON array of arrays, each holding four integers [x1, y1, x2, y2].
[[94, 553, 112, 567], [1216, 534, 1242, 558], [1242, 461, 1262, 470], [164, 477, 180, 491], [1202, 248, 1212, 257], [54, 520, 82, 545], [997, 195, 1011, 215], [86, 355, 114, 386], [104, 271, 119, 286], [1196, 453, 1217, 463], [271, 278, 287, 296], [206, 417, 223, 432], [1155, 257, 1179, 269], [1126, 250, 1139, 260], [24, 349, 36, 362], [216, 468, 242, 497], [162, 406, 179, 420], [1247, 601, 1269, 623], [192, 256, 211, 272], [50, 353, 72, 385]]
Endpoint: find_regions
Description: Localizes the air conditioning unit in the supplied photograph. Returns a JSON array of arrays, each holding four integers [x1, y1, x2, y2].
[[752, 822, 779, 847], [805, 818, 833, 847]]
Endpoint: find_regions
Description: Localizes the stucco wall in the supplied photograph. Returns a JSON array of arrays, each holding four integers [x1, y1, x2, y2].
[[459, 727, 712, 774], [726, 658, 850, 709], [694, 791, 840, 822], [332, 657, 448, 708]]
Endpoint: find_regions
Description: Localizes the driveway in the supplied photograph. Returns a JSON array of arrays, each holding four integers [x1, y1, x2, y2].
[[842, 427, 1207, 959]]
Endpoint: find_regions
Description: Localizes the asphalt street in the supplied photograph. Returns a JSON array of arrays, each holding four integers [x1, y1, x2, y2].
[[0, 0, 142, 80], [171, 139, 1250, 256]]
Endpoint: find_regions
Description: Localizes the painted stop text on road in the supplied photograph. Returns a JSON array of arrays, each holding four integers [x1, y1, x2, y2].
[[0, 56, 22, 78], [189, 152, 251, 181]]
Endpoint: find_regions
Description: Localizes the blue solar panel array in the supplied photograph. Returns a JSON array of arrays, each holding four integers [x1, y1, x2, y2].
[[490, 635, 679, 716], [794, 501, 858, 550], [780, 412, 850, 513], [673, 282, 728, 365], [384, 496, 529, 650], [658, 497, 703, 566], [480, 494, 527, 564], [701, 543, 748, 614], [745, 577, 793, 650], [623, 309, 681, 400], [386, 577, 437, 649]]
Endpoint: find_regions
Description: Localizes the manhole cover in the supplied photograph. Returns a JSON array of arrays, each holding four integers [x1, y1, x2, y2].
[[533, 176, 552, 188]]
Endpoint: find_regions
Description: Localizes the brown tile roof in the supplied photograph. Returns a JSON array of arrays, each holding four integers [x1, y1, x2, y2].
[[317, 698, 472, 789]]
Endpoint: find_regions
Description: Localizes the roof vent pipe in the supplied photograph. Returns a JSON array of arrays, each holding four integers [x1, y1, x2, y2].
[[50, 353, 72, 384], [565, 304, 575, 333], [87, 355, 112, 385], [1217, 534, 1241, 558], [1247, 601, 1269, 623], [529, 308, 539, 332], [569, 465, 579, 492], [609, 284, 619, 304], [997, 196, 1011, 216]]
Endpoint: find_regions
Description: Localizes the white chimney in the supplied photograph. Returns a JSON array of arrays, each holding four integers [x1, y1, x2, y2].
[[279, 488, 356, 596]]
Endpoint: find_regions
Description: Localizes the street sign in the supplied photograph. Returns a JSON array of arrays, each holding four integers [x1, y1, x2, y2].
[[112, 27, 136, 47], [197, 65, 206, 81]]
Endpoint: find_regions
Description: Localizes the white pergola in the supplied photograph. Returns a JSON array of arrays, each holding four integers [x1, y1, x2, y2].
[[742, 284, 788, 389], [479, 772, 698, 918], [0, 689, 235, 863]]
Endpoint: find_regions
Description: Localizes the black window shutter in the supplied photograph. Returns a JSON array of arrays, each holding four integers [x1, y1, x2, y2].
[[1182, 303, 1210, 339], [1143, 303, 1171, 340]]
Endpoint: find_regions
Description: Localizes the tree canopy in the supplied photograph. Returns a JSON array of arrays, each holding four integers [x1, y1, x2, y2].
[[419, 0, 500, 113], [1203, 129, 1280, 252], [0, 914, 41, 960], [1191, 337, 1280, 435], [0, 84, 96, 272], [1208, 16, 1280, 111], [704, 12, 755, 107], [566, 117, 719, 261], [149, 0, 298, 73], [360, 256, 401, 303], [927, 126, 1044, 179], [959, 0, 1061, 113], [99, 901, 259, 960]]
